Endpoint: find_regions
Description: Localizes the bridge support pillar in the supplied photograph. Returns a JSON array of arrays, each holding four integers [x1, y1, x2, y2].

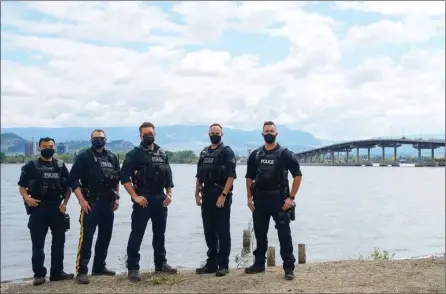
[[391, 146, 400, 167], [364, 148, 372, 166], [346, 150, 350, 165], [330, 151, 334, 165], [379, 146, 388, 167], [427, 148, 438, 167], [415, 148, 423, 167], [355, 148, 361, 166], [337, 152, 340, 164]]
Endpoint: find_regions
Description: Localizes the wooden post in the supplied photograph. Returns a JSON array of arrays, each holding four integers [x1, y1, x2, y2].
[[298, 244, 306, 264], [267, 246, 275, 267], [242, 230, 251, 249]]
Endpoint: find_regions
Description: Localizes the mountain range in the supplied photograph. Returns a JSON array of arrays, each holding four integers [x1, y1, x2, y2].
[[1, 125, 443, 156], [0, 125, 321, 155]]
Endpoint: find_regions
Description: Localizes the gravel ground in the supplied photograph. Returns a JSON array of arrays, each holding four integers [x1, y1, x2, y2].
[[2, 258, 445, 293]]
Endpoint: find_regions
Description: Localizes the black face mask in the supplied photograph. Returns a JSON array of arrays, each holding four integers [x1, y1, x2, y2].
[[210, 135, 222, 145], [41, 148, 55, 159], [91, 138, 106, 149], [263, 134, 276, 144], [142, 134, 155, 146]]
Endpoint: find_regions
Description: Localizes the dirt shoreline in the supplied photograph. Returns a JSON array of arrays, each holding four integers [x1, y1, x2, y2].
[[2, 257, 445, 293]]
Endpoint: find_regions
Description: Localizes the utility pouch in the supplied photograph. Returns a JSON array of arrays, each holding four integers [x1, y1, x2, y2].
[[64, 213, 70, 231]]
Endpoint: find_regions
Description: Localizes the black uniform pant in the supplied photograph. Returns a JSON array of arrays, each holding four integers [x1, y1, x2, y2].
[[201, 185, 232, 269], [76, 198, 115, 274], [126, 192, 168, 270], [28, 201, 66, 278], [252, 189, 296, 270]]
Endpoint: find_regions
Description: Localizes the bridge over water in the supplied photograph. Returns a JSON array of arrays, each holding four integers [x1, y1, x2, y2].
[[295, 138, 445, 167]]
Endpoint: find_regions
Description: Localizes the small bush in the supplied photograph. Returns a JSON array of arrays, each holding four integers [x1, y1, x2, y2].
[[357, 247, 395, 261]]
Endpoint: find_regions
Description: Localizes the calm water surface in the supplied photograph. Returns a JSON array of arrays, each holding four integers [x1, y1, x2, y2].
[[1, 164, 445, 281]]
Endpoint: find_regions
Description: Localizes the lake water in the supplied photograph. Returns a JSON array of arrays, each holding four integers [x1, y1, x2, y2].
[[1, 163, 445, 282]]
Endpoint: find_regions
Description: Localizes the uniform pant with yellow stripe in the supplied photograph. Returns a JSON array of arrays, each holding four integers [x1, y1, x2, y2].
[[76, 198, 114, 274]]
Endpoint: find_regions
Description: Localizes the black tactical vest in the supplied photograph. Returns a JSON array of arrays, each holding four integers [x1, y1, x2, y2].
[[198, 144, 227, 185], [87, 149, 120, 191], [254, 146, 288, 190], [28, 159, 65, 200], [133, 146, 169, 189]]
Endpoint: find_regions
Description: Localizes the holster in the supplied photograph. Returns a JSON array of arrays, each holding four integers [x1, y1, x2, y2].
[[283, 186, 296, 221], [24, 201, 31, 215]]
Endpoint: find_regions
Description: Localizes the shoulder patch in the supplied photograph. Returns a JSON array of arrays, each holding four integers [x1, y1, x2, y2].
[[56, 160, 64, 168]]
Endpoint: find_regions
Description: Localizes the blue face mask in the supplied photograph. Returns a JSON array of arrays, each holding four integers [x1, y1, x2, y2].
[[91, 138, 106, 149]]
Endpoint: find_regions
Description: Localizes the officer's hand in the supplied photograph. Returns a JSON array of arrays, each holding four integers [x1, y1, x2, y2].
[[247, 197, 255, 212], [216, 195, 225, 208], [25, 196, 40, 207], [282, 198, 294, 211], [134, 196, 148, 208], [163, 193, 172, 208], [113, 200, 119, 211], [195, 193, 201, 206], [59, 203, 67, 214], [79, 198, 91, 214]]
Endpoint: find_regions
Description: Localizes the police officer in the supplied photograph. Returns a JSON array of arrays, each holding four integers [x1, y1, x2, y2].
[[69, 129, 121, 284], [244, 121, 303, 280], [194, 123, 237, 277], [121, 122, 176, 282], [18, 137, 74, 286]]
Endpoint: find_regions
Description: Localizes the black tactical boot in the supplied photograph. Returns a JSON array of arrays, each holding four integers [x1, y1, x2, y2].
[[75, 273, 89, 284], [155, 263, 177, 274], [284, 269, 295, 280], [49, 271, 74, 281], [216, 268, 229, 277], [33, 277, 45, 286], [128, 270, 141, 282], [196, 263, 217, 274], [244, 263, 265, 274], [92, 268, 116, 276]]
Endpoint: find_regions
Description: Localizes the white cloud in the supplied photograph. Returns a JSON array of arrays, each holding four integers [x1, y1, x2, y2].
[[343, 16, 444, 47], [335, 1, 445, 17], [1, 1, 444, 140]]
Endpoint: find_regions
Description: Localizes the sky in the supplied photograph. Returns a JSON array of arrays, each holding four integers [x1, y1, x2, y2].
[[1, 1, 445, 140]]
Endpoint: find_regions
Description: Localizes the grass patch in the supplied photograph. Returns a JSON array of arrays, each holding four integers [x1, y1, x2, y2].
[[141, 272, 194, 285], [354, 247, 396, 261]]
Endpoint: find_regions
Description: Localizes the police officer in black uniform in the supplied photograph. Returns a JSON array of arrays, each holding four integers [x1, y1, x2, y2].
[[18, 137, 74, 286], [121, 122, 176, 282], [244, 121, 303, 280], [68, 129, 121, 284], [194, 123, 237, 277]]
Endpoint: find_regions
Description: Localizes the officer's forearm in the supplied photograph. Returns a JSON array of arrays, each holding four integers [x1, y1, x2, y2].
[[73, 187, 86, 202], [123, 182, 138, 199], [246, 178, 253, 199], [165, 187, 172, 195], [223, 177, 234, 195], [63, 189, 71, 204], [289, 176, 302, 197], [19, 187, 30, 199], [195, 179, 200, 196]]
